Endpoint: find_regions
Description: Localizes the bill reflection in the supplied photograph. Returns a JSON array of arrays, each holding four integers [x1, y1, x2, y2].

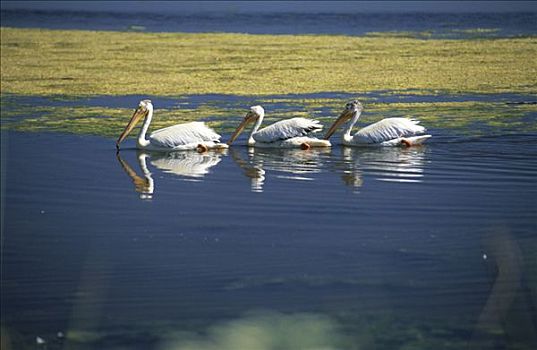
[[116, 152, 154, 200]]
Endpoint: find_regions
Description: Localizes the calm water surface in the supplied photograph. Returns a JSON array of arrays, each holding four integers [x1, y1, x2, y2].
[[2, 8, 537, 349], [2, 10, 536, 38], [2, 125, 536, 349]]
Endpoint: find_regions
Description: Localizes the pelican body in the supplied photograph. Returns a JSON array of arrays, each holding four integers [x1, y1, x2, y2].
[[227, 106, 331, 149], [324, 100, 431, 147], [116, 100, 228, 152]]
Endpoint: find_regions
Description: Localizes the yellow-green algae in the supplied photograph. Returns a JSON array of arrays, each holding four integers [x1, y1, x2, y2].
[[365, 31, 434, 39], [452, 28, 501, 34], [2, 99, 535, 138], [1, 104, 238, 137], [364, 101, 537, 132], [1, 27, 536, 96], [365, 28, 506, 40]]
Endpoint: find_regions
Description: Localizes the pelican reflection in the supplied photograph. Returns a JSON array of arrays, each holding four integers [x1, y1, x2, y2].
[[116, 152, 154, 199], [230, 147, 331, 192], [336, 146, 428, 191], [229, 148, 265, 193], [116, 150, 226, 198], [149, 149, 227, 179]]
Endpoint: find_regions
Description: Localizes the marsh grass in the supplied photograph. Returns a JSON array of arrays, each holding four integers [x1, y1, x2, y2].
[[1, 27, 536, 96]]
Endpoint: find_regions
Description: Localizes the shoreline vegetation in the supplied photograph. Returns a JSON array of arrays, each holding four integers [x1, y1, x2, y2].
[[1, 27, 536, 96]]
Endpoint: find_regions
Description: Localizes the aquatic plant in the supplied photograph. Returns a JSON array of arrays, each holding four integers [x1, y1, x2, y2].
[[365, 31, 434, 39], [451, 28, 501, 34], [2, 97, 535, 137], [1, 27, 536, 96]]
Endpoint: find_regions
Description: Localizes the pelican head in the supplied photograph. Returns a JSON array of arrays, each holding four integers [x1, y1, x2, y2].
[[227, 105, 264, 145], [116, 100, 153, 150], [324, 100, 363, 140]]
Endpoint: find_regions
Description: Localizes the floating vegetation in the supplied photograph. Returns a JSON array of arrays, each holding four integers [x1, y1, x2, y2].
[[366, 28, 507, 40], [364, 101, 537, 134], [452, 28, 501, 34], [365, 31, 434, 39], [1, 27, 536, 96], [2, 95, 535, 138], [1, 104, 236, 137]]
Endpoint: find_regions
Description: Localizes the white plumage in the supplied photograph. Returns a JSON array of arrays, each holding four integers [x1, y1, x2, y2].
[[227, 105, 331, 149], [353, 118, 426, 144], [253, 118, 324, 143], [116, 100, 227, 151], [324, 100, 431, 147], [149, 122, 222, 149]]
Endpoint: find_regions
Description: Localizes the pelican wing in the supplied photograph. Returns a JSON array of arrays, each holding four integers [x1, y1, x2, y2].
[[354, 118, 426, 144], [253, 117, 323, 143], [149, 122, 221, 148]]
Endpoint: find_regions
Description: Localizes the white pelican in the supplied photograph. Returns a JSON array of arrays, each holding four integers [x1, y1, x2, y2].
[[227, 105, 331, 149], [116, 99, 228, 152], [324, 100, 431, 147]]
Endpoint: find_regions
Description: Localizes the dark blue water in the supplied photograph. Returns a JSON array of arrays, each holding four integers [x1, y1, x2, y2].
[[2, 127, 536, 349], [2, 10, 536, 38], [2, 6, 537, 349]]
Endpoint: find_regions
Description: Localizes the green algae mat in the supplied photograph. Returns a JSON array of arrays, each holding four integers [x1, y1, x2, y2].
[[2, 27, 536, 96], [1, 27, 536, 138], [2, 96, 536, 137]]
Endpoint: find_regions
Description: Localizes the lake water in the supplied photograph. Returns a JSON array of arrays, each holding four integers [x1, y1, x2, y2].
[[2, 10, 536, 38], [2, 7, 537, 350], [2, 122, 537, 349]]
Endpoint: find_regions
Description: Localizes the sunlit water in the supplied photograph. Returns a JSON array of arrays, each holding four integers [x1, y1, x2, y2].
[[2, 123, 536, 349]]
